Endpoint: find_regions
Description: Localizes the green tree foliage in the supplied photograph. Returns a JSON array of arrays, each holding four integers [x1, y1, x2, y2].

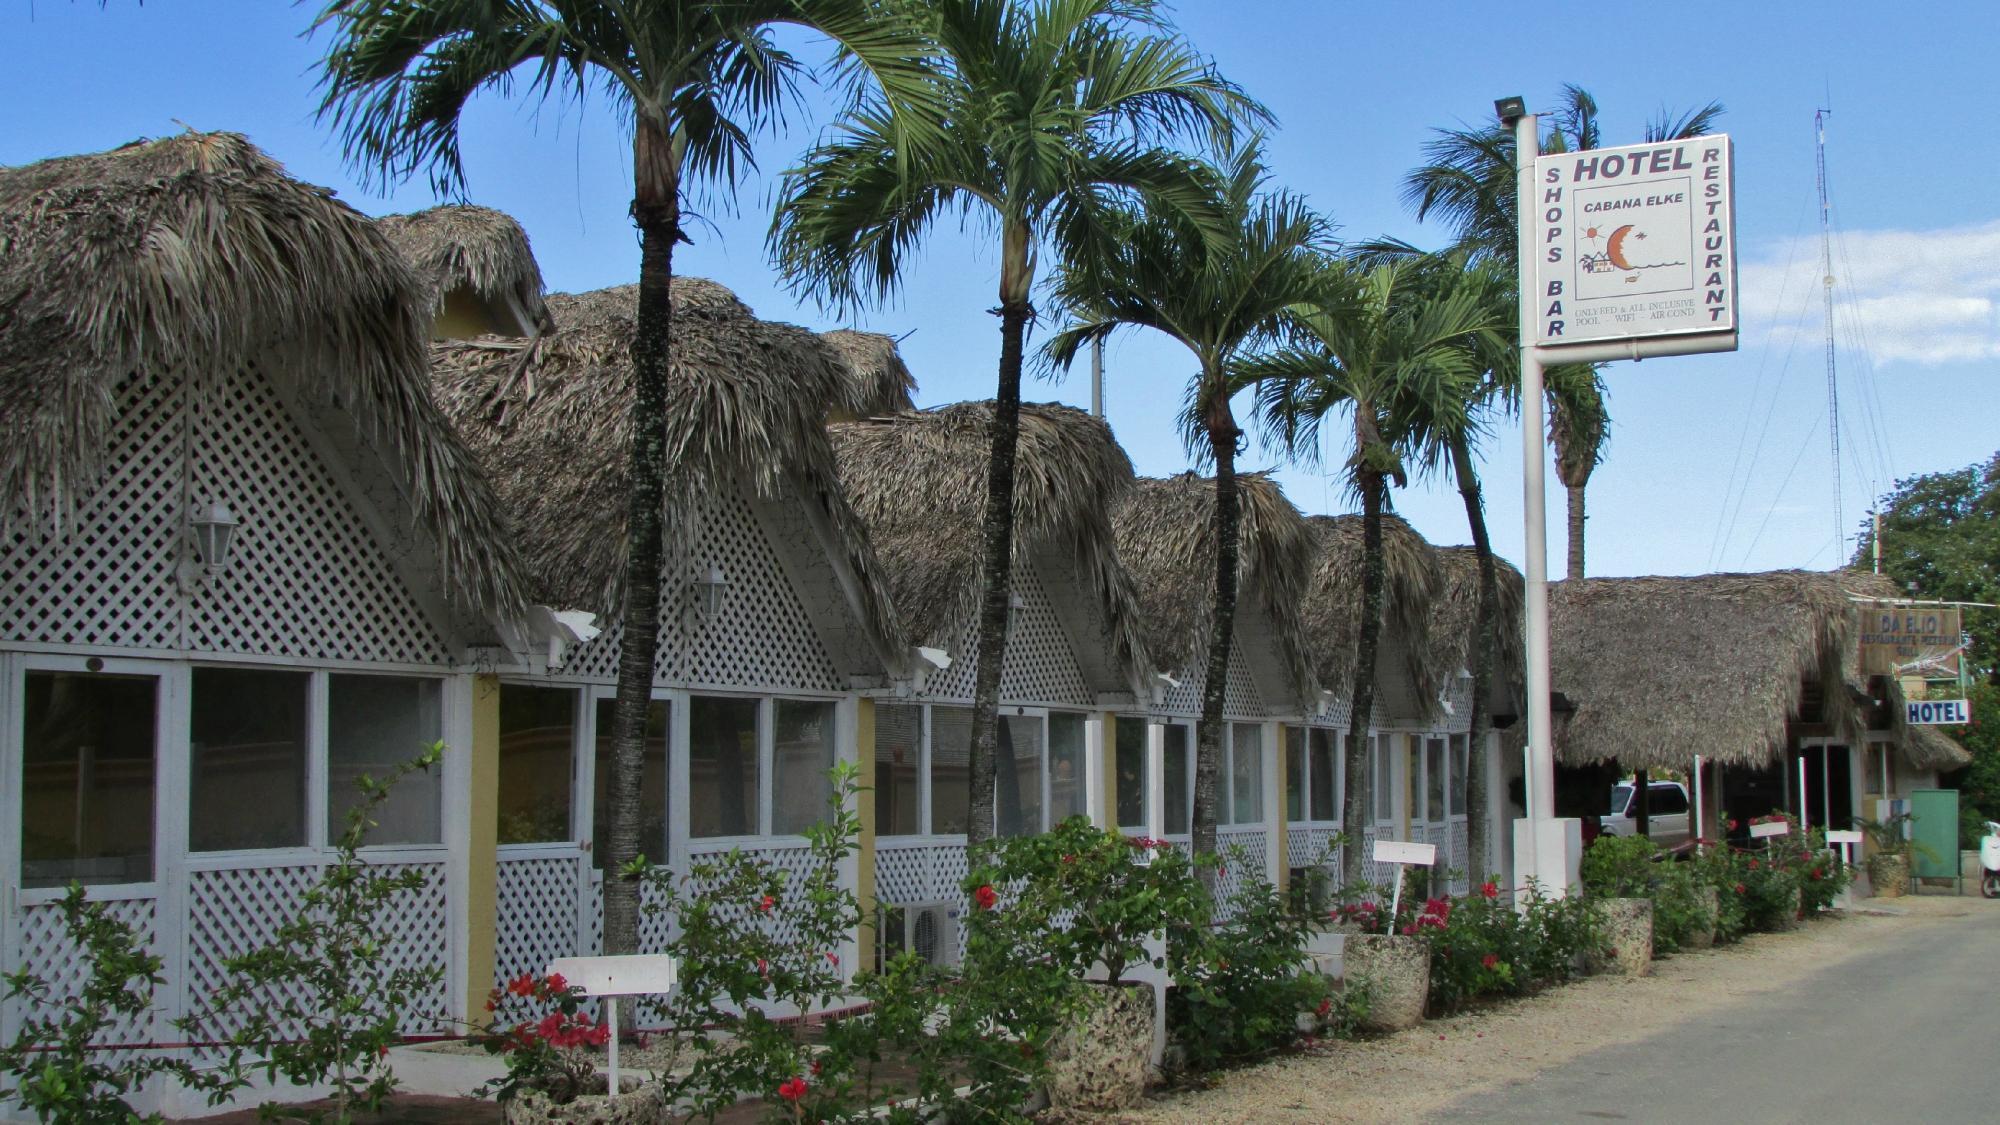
[[1855, 452, 2000, 676]]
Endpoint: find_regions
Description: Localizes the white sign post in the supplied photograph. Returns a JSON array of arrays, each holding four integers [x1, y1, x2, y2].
[[1373, 840, 1438, 924], [548, 954, 678, 1097], [1826, 829, 1863, 909], [1749, 819, 1791, 840]]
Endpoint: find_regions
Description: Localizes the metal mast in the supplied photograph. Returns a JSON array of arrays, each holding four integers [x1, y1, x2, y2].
[[1817, 108, 1844, 560]]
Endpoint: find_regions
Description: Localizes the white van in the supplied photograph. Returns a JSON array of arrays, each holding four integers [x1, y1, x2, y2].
[[1602, 780, 1692, 849]]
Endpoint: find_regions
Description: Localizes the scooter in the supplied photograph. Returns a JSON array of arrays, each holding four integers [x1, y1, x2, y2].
[[1980, 822, 2000, 899]]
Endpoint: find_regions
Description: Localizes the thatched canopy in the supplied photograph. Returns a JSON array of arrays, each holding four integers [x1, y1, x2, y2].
[[1549, 570, 1872, 771], [0, 131, 525, 616], [1301, 513, 1447, 712], [1110, 472, 1316, 707], [821, 329, 916, 418], [1905, 725, 1972, 771], [829, 402, 1152, 692], [1430, 546, 1527, 704], [431, 281, 903, 668], [376, 204, 546, 332]]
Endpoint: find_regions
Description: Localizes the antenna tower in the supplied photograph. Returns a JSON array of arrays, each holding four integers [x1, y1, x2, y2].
[[1816, 108, 1843, 561]]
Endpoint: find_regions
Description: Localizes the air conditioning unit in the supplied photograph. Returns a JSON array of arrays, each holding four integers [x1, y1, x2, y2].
[[877, 902, 961, 972]]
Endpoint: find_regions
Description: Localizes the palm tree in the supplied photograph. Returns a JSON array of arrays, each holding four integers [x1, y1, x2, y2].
[[1247, 259, 1503, 887], [1401, 84, 1721, 577], [771, 0, 1259, 844], [1044, 144, 1330, 861], [314, 0, 930, 955]]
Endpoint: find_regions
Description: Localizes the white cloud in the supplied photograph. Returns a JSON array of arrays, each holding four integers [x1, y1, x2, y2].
[[1739, 220, 2000, 365]]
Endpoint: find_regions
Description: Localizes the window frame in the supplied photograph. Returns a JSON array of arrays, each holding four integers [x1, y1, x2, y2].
[[493, 682, 583, 849], [1287, 724, 1345, 828], [580, 683, 675, 866], [681, 689, 850, 845]]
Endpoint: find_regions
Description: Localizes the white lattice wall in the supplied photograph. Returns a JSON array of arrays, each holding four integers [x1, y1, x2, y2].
[[2, 365, 452, 664], [917, 562, 1092, 707], [1440, 677, 1474, 734], [1154, 642, 1268, 721], [9, 895, 158, 1063], [873, 839, 971, 960], [1212, 826, 1269, 919], [184, 862, 323, 1039], [1286, 825, 1342, 871], [494, 853, 589, 988], [559, 490, 843, 693]]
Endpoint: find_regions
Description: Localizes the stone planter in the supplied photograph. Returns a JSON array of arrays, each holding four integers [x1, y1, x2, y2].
[[1045, 982, 1153, 1111], [1778, 886, 1804, 930], [1341, 934, 1429, 1032], [1681, 886, 1719, 951], [1868, 854, 1909, 899], [502, 1077, 664, 1125], [1591, 897, 1653, 976]]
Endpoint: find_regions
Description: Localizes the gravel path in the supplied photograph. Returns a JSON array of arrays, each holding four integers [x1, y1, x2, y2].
[[1100, 895, 1985, 1124]]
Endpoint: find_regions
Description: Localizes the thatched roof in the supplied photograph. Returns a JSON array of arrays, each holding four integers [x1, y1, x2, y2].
[[1549, 570, 1872, 771], [376, 204, 546, 331], [430, 281, 902, 666], [1110, 472, 1316, 706], [1430, 546, 1527, 702], [1301, 513, 1447, 709], [821, 329, 915, 418], [1905, 725, 1972, 771], [828, 402, 1151, 690], [0, 131, 525, 616]]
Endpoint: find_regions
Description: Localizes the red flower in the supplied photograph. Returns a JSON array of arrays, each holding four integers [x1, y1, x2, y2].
[[757, 958, 769, 978], [1480, 881, 1499, 899], [974, 884, 999, 910], [1728, 819, 1740, 831], [758, 894, 776, 914], [778, 1077, 809, 1103], [484, 999, 497, 1013], [1735, 883, 1747, 894], [544, 972, 567, 994], [1481, 953, 1500, 970], [1316, 997, 1332, 1018], [810, 1058, 824, 1077], [1748, 858, 1760, 870], [1811, 868, 1824, 880], [507, 974, 536, 997]]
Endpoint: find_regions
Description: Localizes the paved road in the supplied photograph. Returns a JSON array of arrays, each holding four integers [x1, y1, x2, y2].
[[1436, 905, 2000, 1123]]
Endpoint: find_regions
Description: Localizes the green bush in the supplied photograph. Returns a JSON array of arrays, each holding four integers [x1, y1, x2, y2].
[[1579, 834, 1660, 898], [1168, 868, 1329, 1071], [1579, 834, 1714, 955]]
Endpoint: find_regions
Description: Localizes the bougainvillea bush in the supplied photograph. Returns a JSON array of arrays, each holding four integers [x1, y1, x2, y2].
[[473, 972, 610, 1105], [1168, 863, 1331, 1071]]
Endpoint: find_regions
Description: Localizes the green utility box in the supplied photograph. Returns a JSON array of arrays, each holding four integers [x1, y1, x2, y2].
[[1910, 788, 1961, 892]]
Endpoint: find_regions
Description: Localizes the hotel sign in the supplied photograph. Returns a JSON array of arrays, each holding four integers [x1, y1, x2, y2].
[[1532, 135, 1737, 350], [1907, 699, 1971, 726], [1859, 603, 1964, 678]]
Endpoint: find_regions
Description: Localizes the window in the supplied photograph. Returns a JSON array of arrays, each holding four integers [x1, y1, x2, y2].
[[327, 675, 441, 846], [1449, 734, 1468, 817], [1284, 726, 1306, 822], [1310, 728, 1340, 822], [1047, 712, 1087, 826], [498, 685, 575, 844], [930, 706, 973, 835], [20, 671, 156, 888], [1426, 737, 1446, 823], [875, 704, 922, 837], [1372, 735, 1395, 823], [995, 714, 1045, 837], [593, 697, 666, 865], [1164, 724, 1191, 836], [690, 696, 760, 838], [1651, 784, 1689, 816], [772, 699, 837, 835], [1229, 723, 1263, 824], [190, 667, 308, 852], [1115, 718, 1147, 828]]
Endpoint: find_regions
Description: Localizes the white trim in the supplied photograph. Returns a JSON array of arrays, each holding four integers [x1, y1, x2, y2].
[[1083, 713, 1107, 830]]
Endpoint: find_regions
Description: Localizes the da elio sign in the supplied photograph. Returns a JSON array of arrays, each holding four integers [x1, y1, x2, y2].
[[1860, 603, 1963, 678], [1532, 135, 1737, 356]]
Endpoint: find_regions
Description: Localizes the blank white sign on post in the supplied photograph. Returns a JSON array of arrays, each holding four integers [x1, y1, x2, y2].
[[1372, 840, 1438, 923], [548, 955, 678, 1098], [1749, 820, 1790, 839]]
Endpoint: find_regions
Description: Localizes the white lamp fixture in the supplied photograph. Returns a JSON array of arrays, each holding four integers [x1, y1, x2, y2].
[[1007, 591, 1027, 629], [190, 501, 239, 577], [691, 565, 729, 621]]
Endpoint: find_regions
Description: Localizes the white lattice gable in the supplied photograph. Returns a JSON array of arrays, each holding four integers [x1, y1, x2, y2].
[[742, 481, 899, 686], [1152, 616, 1288, 722], [915, 558, 1093, 708], [3, 362, 467, 666], [1025, 548, 1139, 702]]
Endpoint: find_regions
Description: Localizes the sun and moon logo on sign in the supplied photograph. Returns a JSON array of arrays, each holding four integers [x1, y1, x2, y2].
[[1578, 225, 1686, 281]]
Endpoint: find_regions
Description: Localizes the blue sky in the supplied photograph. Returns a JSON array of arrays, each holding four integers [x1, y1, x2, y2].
[[7, 1, 1996, 579]]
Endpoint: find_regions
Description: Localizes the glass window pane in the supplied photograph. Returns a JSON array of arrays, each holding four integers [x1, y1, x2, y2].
[[21, 672, 156, 888], [1115, 717, 1146, 829], [1164, 724, 1191, 836], [327, 675, 442, 846], [1283, 726, 1305, 822], [930, 707, 973, 835], [1230, 723, 1263, 825], [1048, 713, 1086, 826], [1310, 728, 1339, 822], [690, 696, 761, 838], [1427, 737, 1446, 823], [1449, 734, 1468, 816], [191, 668, 307, 851], [593, 697, 667, 866], [875, 704, 921, 837], [773, 699, 837, 835], [498, 685, 575, 844], [1373, 735, 1394, 823], [995, 715, 1044, 837]]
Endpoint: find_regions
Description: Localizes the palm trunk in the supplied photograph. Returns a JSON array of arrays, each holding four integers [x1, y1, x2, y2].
[[1451, 433, 1496, 882], [1191, 385, 1241, 868], [966, 296, 1031, 847], [1341, 469, 1387, 889], [603, 120, 679, 955], [1565, 483, 1586, 579]]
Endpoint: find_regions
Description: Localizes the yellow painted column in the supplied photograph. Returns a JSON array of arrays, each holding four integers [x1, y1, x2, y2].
[[1100, 712, 1121, 830], [854, 698, 878, 970], [464, 674, 502, 1016]]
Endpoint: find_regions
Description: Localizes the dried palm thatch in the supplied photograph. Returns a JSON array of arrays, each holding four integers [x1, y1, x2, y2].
[[1301, 513, 1447, 706], [0, 131, 525, 615], [431, 281, 901, 661], [376, 204, 547, 330], [1429, 546, 1527, 701], [821, 329, 916, 418], [1549, 570, 1874, 771], [1110, 472, 1316, 706], [828, 402, 1151, 687], [1905, 725, 1972, 771]]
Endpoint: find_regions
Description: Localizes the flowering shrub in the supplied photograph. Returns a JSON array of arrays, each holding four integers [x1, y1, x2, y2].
[[1167, 868, 1330, 1071], [473, 972, 609, 1105], [1579, 834, 1715, 955]]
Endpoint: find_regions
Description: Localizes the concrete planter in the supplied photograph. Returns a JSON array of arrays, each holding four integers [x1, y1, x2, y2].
[[1868, 853, 1908, 898], [502, 1078, 664, 1124], [1045, 982, 1153, 1111], [1341, 934, 1429, 1032], [1591, 897, 1653, 976], [1682, 886, 1719, 951]]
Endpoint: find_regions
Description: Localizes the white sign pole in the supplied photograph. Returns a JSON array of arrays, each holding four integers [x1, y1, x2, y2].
[[1373, 839, 1438, 924], [1692, 754, 1705, 846], [1516, 107, 1557, 868], [1799, 755, 1811, 835]]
